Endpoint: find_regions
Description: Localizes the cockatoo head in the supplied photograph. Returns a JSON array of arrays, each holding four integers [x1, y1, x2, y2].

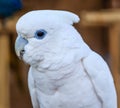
[[15, 10, 82, 68]]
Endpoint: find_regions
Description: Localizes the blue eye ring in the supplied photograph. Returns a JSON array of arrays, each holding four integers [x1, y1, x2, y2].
[[34, 29, 47, 39]]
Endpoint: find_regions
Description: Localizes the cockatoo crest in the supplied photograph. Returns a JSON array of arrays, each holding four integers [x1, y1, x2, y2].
[[17, 10, 80, 26]]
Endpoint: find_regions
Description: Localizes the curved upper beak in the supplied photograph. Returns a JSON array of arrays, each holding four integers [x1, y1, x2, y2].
[[15, 36, 28, 59]]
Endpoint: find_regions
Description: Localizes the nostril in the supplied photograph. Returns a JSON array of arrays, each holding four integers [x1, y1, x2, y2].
[[20, 49, 25, 57]]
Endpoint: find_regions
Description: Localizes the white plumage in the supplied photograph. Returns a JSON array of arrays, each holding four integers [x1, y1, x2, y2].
[[15, 10, 117, 108]]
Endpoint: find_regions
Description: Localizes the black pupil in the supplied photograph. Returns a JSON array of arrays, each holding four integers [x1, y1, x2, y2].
[[37, 31, 44, 37]]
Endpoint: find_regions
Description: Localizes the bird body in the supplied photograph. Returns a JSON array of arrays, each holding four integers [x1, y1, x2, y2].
[[15, 10, 117, 108]]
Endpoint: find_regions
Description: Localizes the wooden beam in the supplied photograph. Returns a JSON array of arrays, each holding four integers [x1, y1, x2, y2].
[[80, 9, 120, 26], [109, 24, 120, 108], [0, 34, 10, 108], [0, 15, 20, 108]]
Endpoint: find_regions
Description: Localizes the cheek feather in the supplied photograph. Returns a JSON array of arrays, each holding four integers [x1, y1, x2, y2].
[[23, 43, 45, 65]]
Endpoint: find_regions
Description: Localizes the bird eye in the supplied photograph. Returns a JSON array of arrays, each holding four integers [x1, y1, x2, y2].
[[35, 29, 47, 39]]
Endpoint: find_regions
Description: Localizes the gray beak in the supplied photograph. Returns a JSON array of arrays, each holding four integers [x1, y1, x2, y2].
[[15, 36, 28, 59]]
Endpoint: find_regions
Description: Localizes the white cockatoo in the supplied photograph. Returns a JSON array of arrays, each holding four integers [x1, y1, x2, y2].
[[15, 10, 117, 108]]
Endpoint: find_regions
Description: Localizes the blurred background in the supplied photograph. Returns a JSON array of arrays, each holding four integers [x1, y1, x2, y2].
[[0, 0, 120, 108]]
